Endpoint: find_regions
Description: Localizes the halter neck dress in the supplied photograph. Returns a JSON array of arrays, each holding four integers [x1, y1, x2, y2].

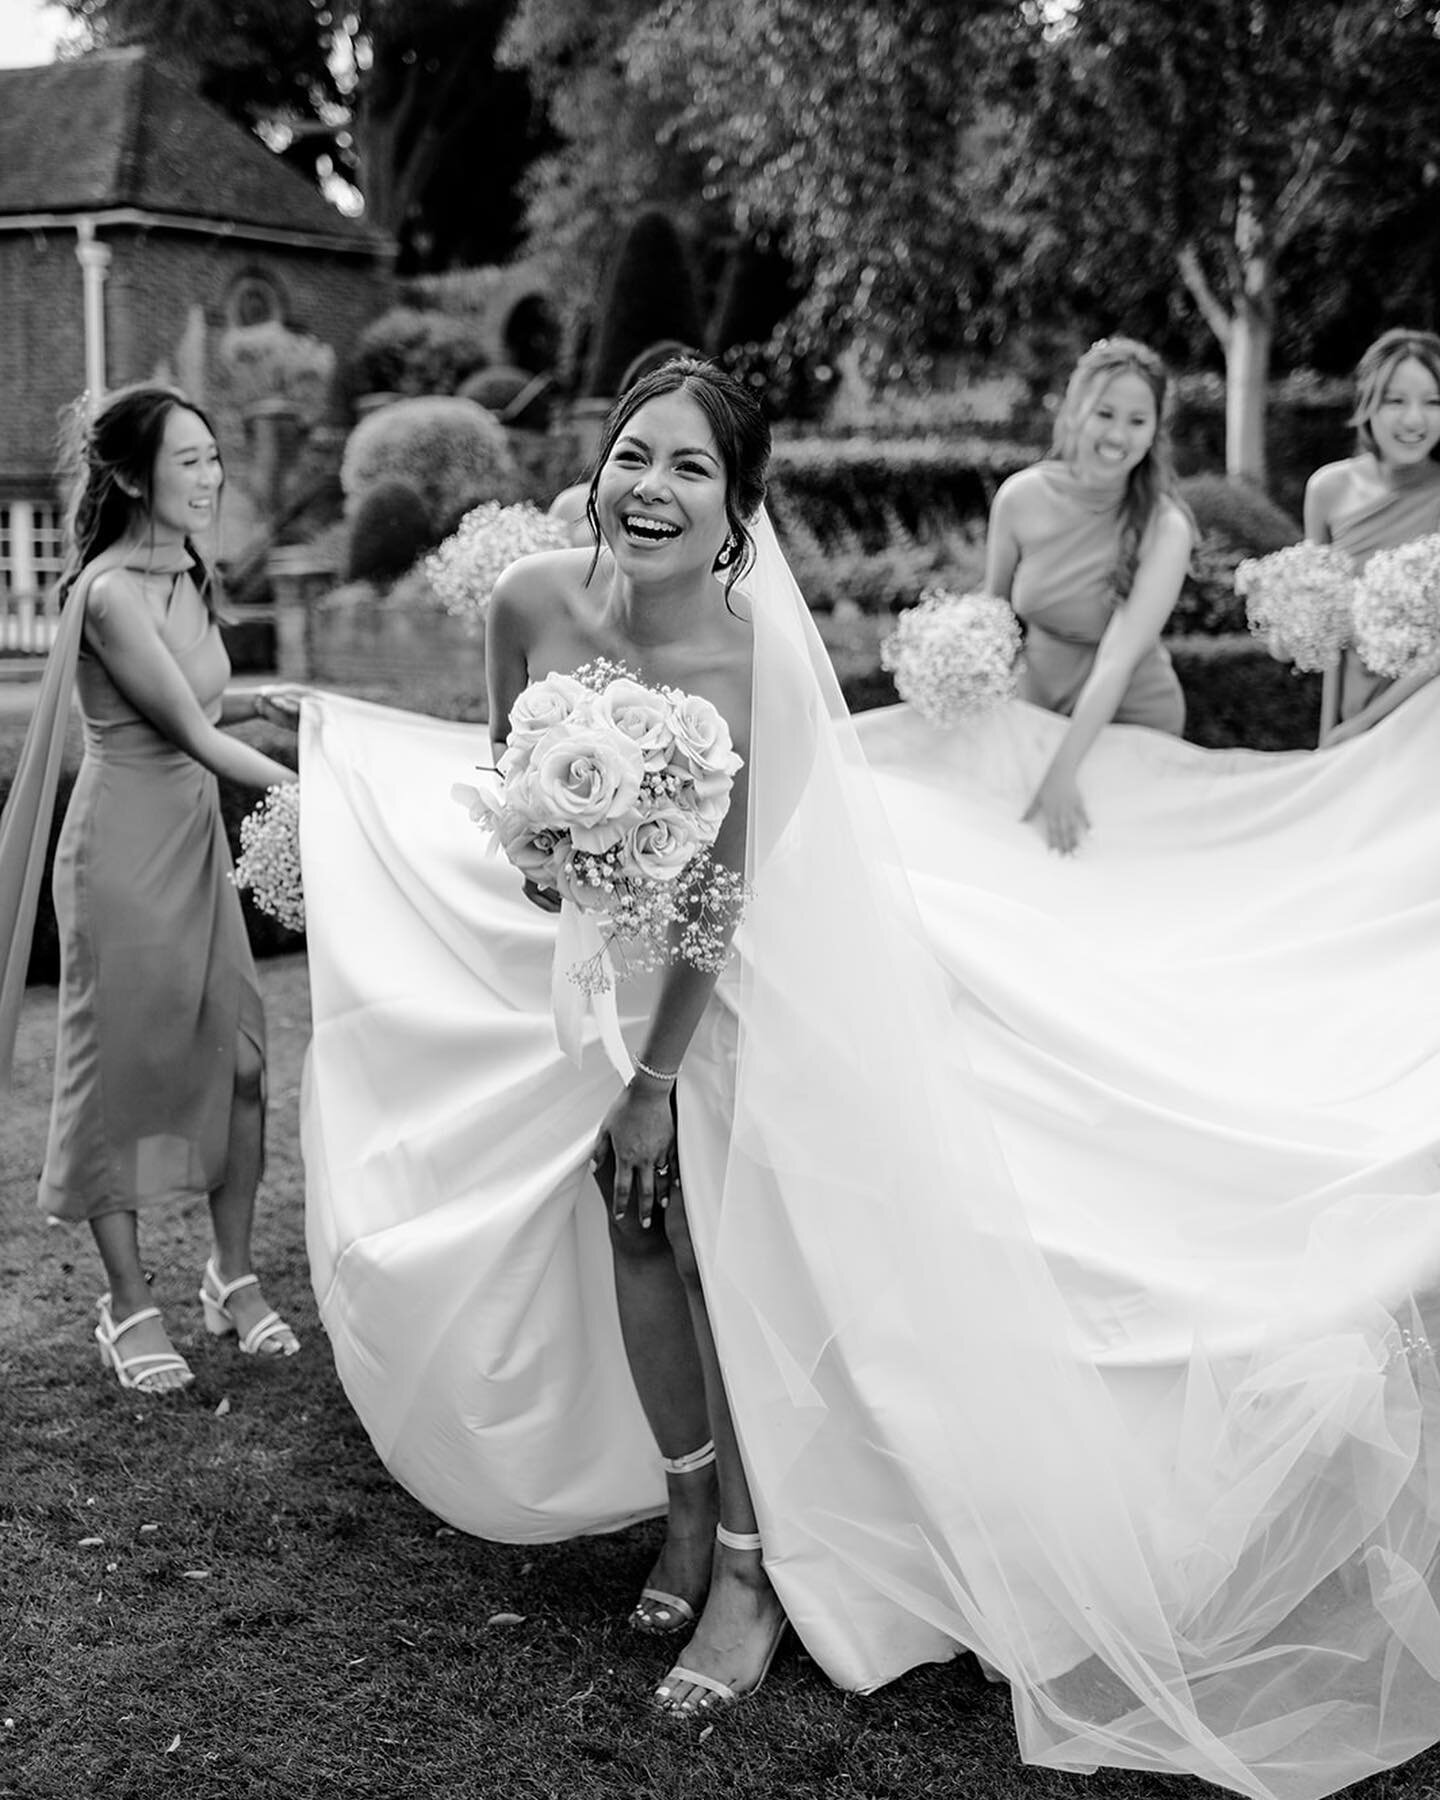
[[37, 551, 264, 1222], [1009, 461, 1185, 732], [1327, 458, 1440, 718]]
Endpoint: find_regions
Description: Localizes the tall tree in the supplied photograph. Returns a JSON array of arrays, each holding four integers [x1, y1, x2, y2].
[[51, 0, 540, 268], [989, 0, 1440, 485], [622, 0, 1013, 383], [498, 0, 722, 372]]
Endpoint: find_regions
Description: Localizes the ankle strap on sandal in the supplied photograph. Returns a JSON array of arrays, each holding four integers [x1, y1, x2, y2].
[[716, 1523, 763, 1552], [660, 1440, 717, 1476]]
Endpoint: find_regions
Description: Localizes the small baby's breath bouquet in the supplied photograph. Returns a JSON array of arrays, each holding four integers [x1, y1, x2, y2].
[[1234, 542, 1354, 671], [425, 500, 570, 629], [880, 587, 1021, 726], [1351, 532, 1440, 679], [453, 660, 748, 1075], [232, 783, 303, 931]]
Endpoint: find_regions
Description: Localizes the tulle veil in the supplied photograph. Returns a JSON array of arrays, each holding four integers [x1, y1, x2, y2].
[[699, 509, 1440, 1800]]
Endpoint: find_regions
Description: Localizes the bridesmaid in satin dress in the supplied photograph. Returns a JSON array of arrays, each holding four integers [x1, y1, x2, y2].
[[4, 386, 303, 1393], [983, 337, 1194, 853], [1305, 327, 1440, 746]]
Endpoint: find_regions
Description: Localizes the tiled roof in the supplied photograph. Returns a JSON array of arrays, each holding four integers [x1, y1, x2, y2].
[[0, 48, 385, 251]]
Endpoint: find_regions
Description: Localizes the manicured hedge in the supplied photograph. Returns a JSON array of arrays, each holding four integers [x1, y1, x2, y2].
[[767, 436, 1034, 547]]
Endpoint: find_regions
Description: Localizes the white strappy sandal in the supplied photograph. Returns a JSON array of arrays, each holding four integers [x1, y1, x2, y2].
[[630, 1440, 718, 1635], [199, 1259, 300, 1357], [94, 1295, 194, 1393], [653, 1524, 788, 1715]]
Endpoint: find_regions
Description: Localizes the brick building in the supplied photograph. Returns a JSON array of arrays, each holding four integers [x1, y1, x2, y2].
[[0, 48, 393, 614]]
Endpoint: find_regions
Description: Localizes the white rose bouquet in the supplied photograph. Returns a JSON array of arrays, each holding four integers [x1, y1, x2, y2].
[[880, 587, 1021, 726], [425, 500, 571, 629], [232, 782, 303, 932], [454, 660, 748, 1071], [1234, 542, 1354, 672], [1351, 531, 1440, 679]]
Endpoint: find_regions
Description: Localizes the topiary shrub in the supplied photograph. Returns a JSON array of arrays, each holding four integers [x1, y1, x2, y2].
[[1171, 474, 1303, 636], [217, 321, 336, 428], [582, 209, 705, 399], [340, 396, 518, 535], [458, 364, 535, 417], [347, 307, 491, 399], [345, 478, 434, 584]]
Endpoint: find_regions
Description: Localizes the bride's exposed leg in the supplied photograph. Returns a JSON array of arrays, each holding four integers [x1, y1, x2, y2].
[[603, 1165, 719, 1631], [652, 1180, 787, 1714]]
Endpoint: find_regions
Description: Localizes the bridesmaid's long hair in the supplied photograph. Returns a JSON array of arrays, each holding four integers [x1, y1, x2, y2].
[[583, 356, 771, 593], [1350, 328, 1440, 462], [1051, 337, 1187, 603], [57, 383, 222, 612]]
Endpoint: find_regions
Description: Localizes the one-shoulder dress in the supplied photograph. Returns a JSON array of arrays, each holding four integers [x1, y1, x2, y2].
[[1326, 459, 1440, 718], [37, 561, 264, 1221], [1009, 461, 1186, 731]]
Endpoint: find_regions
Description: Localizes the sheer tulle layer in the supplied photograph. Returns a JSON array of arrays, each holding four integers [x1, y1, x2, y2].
[[300, 604, 1440, 1799]]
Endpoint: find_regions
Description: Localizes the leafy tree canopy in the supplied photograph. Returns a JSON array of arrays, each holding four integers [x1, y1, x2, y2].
[[987, 0, 1440, 475], [622, 0, 1014, 381]]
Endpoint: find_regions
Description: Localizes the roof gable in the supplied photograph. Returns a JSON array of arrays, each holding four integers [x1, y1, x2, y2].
[[0, 49, 385, 251]]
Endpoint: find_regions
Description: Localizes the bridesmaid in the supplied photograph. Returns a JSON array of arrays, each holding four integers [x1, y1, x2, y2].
[[984, 337, 1193, 853], [1305, 327, 1440, 746], [7, 385, 303, 1392]]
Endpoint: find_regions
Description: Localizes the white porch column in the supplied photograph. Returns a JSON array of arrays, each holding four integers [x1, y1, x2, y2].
[[74, 217, 110, 409]]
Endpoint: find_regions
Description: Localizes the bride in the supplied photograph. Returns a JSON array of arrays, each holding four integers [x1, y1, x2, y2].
[[301, 359, 1440, 1799]]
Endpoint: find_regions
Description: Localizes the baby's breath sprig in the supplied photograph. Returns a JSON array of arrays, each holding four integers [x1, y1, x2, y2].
[[425, 500, 571, 630], [880, 587, 1021, 726], [1234, 542, 1354, 672], [1352, 532, 1440, 679], [232, 782, 304, 932]]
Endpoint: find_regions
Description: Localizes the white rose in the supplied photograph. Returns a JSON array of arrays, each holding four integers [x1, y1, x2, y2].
[[668, 693, 742, 786], [621, 806, 703, 882], [527, 721, 644, 852], [596, 678, 674, 770], [505, 673, 592, 759]]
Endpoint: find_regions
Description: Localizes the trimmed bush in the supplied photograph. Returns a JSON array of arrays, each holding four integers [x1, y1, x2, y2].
[[217, 321, 336, 428], [582, 209, 705, 398], [345, 478, 434, 584], [777, 510, 987, 614], [340, 397, 518, 535], [458, 364, 535, 418], [347, 307, 491, 400], [768, 436, 1033, 549], [1171, 474, 1303, 636]]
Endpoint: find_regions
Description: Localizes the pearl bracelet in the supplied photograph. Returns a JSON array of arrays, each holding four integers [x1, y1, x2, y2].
[[632, 1054, 679, 1085]]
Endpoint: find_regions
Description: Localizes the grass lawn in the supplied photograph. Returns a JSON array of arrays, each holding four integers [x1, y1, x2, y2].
[[3, 970, 1437, 1797]]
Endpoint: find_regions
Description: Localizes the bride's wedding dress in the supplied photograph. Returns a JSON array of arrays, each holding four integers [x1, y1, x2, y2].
[[300, 518, 1440, 1800]]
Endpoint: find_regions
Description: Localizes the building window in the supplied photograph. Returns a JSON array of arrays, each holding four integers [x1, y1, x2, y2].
[[0, 499, 66, 652], [225, 271, 285, 330]]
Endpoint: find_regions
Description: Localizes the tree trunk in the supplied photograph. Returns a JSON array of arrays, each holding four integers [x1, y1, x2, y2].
[[1225, 173, 1274, 488], [1224, 298, 1272, 489]]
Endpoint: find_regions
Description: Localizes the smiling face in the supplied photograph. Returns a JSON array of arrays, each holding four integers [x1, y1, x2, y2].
[[1071, 370, 1159, 486], [1365, 355, 1440, 471], [146, 405, 223, 540], [594, 389, 731, 582]]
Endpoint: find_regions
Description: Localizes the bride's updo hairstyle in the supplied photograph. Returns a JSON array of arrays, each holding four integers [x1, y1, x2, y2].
[[1051, 336, 1185, 603], [58, 382, 221, 611], [1350, 328, 1440, 460], [585, 356, 772, 590]]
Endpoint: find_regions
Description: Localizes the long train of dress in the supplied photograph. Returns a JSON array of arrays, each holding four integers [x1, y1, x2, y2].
[[301, 670, 1440, 1800]]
